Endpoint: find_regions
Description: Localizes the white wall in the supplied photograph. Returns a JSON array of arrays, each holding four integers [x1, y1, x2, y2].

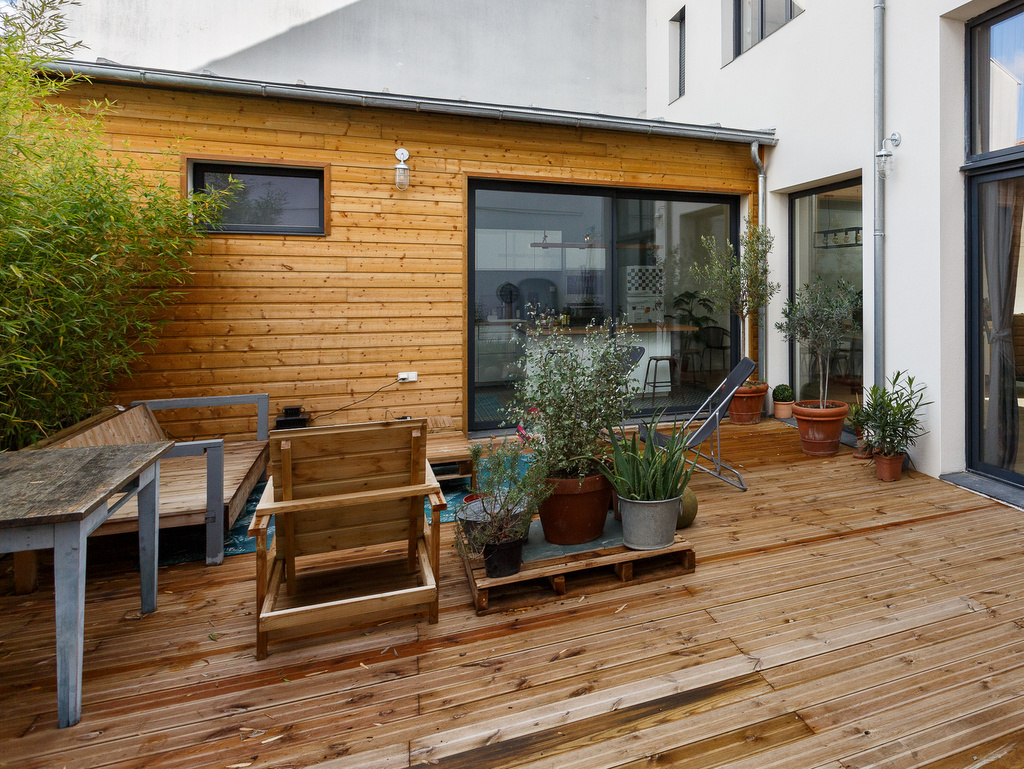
[[647, 0, 1009, 478], [62, 0, 648, 117]]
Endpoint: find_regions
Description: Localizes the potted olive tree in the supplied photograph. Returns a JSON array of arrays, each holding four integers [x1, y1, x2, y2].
[[692, 218, 780, 424], [454, 438, 551, 577], [861, 371, 930, 481], [775, 278, 860, 456], [508, 315, 640, 545], [600, 414, 697, 550]]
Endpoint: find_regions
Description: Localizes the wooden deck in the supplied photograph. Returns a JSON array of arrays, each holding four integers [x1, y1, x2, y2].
[[3, 419, 1024, 768]]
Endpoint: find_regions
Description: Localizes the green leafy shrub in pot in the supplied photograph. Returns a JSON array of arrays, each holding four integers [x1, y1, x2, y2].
[[454, 439, 550, 552], [771, 384, 794, 403], [861, 371, 930, 458]]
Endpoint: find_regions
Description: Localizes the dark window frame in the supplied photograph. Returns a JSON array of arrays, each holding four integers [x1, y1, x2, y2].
[[965, 1, 1024, 488], [672, 7, 686, 99], [467, 177, 741, 431], [965, 0, 1024, 165], [734, 0, 803, 57], [191, 160, 327, 236]]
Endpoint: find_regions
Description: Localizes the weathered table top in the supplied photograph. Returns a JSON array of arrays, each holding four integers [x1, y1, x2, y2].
[[0, 443, 173, 528]]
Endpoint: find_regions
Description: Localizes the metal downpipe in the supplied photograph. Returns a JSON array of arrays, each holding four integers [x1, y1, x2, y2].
[[873, 0, 886, 387], [751, 141, 768, 382]]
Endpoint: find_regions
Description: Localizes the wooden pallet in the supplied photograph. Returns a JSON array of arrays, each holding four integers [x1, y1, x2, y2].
[[459, 515, 695, 614]]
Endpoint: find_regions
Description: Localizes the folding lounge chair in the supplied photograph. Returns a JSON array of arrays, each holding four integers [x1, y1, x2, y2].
[[639, 357, 757, 491]]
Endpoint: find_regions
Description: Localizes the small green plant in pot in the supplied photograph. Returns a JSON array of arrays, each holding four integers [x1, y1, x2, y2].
[[454, 439, 551, 577], [692, 218, 780, 424], [771, 384, 794, 419], [861, 371, 930, 482], [775, 278, 860, 456], [508, 314, 640, 545], [600, 413, 697, 550]]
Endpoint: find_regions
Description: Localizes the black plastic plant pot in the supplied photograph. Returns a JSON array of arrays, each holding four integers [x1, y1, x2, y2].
[[482, 538, 525, 578]]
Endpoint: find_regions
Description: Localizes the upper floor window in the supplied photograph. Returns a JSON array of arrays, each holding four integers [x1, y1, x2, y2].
[[970, 2, 1024, 157], [191, 161, 326, 235], [736, 0, 803, 55], [671, 8, 686, 99]]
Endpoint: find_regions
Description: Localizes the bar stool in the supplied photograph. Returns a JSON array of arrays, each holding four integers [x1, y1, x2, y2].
[[643, 356, 677, 400]]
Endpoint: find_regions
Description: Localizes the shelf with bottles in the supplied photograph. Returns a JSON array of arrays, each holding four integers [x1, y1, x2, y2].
[[815, 227, 863, 249]]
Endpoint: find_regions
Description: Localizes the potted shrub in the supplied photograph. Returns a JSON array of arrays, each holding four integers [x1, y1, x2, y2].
[[454, 438, 551, 577], [508, 315, 640, 545], [775, 278, 860, 456], [692, 218, 780, 424], [771, 384, 794, 419], [600, 414, 697, 550], [861, 371, 930, 482], [847, 400, 873, 459]]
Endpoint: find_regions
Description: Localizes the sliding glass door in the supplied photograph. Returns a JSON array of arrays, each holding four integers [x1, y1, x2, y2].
[[969, 170, 1024, 480], [469, 180, 738, 430], [789, 180, 863, 406]]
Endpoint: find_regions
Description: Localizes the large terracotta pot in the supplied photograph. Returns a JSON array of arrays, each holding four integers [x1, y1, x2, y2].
[[791, 400, 850, 456], [728, 382, 769, 425], [875, 453, 905, 482], [538, 474, 612, 545]]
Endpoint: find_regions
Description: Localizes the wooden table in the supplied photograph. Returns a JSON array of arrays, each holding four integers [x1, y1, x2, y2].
[[0, 442, 172, 727]]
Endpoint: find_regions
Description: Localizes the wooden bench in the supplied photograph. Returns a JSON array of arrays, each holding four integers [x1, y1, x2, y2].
[[14, 394, 269, 591], [426, 415, 477, 486]]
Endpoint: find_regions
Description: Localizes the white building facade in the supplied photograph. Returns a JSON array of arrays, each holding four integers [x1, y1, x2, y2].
[[647, 0, 1024, 498]]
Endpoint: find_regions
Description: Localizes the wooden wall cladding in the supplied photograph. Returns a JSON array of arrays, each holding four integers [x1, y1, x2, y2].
[[63, 83, 759, 440]]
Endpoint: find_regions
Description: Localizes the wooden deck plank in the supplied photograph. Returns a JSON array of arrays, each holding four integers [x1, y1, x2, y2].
[[6, 420, 1024, 768]]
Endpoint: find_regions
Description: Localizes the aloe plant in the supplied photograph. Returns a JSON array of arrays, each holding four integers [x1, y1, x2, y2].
[[600, 413, 696, 502]]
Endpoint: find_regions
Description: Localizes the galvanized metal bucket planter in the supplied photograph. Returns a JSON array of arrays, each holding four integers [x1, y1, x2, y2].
[[618, 495, 681, 550]]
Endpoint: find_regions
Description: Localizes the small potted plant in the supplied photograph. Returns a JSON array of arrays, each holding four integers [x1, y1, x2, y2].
[[775, 278, 860, 455], [861, 370, 930, 481], [600, 413, 697, 550], [692, 218, 780, 424], [771, 384, 794, 419], [507, 314, 640, 545], [454, 438, 551, 577]]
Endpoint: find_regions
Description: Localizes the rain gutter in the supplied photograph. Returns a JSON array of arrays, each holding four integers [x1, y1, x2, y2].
[[46, 60, 779, 147], [751, 141, 768, 382]]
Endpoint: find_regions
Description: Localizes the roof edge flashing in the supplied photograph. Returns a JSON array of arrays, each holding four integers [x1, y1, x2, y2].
[[47, 60, 778, 147]]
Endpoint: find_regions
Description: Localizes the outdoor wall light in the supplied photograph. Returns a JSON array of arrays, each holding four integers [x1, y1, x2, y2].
[[875, 132, 901, 180], [394, 148, 410, 190]]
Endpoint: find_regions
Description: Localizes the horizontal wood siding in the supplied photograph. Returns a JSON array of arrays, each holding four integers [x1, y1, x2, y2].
[[64, 83, 759, 440]]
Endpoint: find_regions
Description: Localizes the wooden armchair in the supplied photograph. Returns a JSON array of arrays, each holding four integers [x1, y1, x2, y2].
[[249, 419, 446, 659]]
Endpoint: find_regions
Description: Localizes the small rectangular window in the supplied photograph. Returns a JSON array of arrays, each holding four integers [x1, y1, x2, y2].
[[671, 7, 686, 99], [192, 161, 326, 235]]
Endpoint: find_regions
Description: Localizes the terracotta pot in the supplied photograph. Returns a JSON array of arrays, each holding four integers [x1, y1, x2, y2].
[[773, 401, 794, 419], [728, 382, 769, 425], [538, 474, 611, 545], [875, 453, 905, 482], [791, 400, 850, 456]]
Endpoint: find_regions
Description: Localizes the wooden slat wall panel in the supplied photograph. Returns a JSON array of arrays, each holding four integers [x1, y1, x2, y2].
[[59, 82, 760, 440]]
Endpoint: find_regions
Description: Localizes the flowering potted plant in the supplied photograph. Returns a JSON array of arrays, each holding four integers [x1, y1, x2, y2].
[[508, 314, 639, 545], [775, 277, 860, 455], [692, 218, 779, 424]]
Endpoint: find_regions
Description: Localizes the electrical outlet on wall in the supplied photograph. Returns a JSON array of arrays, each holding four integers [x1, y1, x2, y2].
[[398, 371, 418, 382]]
